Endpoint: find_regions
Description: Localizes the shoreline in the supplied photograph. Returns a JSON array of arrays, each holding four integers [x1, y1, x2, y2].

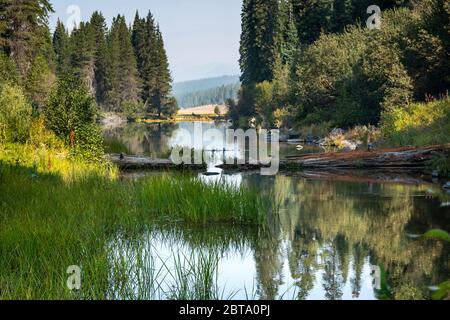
[[109, 144, 450, 179]]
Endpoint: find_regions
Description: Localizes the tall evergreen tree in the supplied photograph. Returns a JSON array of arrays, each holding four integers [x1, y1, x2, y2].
[[52, 19, 70, 75], [0, 0, 54, 78], [277, 0, 299, 66], [239, 0, 280, 85], [105, 15, 140, 111], [70, 22, 96, 95], [151, 25, 172, 116], [131, 11, 173, 116], [290, 0, 333, 45], [332, 0, 354, 32], [131, 11, 147, 85], [89, 11, 108, 105]]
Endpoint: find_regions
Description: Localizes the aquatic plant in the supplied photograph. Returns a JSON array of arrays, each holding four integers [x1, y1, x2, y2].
[[0, 161, 272, 299]]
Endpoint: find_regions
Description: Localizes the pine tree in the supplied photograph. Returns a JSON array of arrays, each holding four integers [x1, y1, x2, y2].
[[277, 0, 299, 66], [53, 19, 70, 75], [239, 0, 280, 85], [70, 22, 96, 95], [89, 11, 108, 105], [25, 54, 55, 110], [105, 15, 140, 111], [332, 0, 354, 32], [131, 11, 173, 116], [151, 25, 173, 116], [290, 0, 333, 45], [131, 11, 147, 85], [117, 16, 140, 108], [0, 0, 54, 78]]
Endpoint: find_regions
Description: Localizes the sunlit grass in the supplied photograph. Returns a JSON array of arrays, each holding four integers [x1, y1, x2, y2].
[[0, 151, 273, 299]]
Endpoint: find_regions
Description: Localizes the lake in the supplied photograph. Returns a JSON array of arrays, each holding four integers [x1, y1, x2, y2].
[[103, 121, 450, 300]]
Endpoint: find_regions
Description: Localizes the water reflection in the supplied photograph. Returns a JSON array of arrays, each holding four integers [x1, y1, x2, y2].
[[103, 121, 324, 166], [109, 174, 450, 300], [103, 122, 449, 300]]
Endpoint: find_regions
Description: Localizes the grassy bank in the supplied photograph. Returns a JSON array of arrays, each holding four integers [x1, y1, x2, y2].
[[0, 140, 272, 299]]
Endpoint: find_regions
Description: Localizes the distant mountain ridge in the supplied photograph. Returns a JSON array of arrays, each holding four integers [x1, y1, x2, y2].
[[173, 75, 240, 109], [173, 75, 240, 96]]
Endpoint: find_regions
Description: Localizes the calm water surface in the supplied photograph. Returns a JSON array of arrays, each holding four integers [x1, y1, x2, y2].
[[104, 122, 450, 300]]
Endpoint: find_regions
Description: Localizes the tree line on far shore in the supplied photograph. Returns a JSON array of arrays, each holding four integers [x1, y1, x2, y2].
[[232, 0, 449, 133]]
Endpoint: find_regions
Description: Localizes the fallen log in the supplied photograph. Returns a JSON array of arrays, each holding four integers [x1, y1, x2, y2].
[[108, 154, 206, 170], [283, 144, 450, 170], [110, 144, 449, 173]]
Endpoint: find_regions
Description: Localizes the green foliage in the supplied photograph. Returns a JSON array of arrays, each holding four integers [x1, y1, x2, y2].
[[0, 84, 32, 143], [427, 154, 450, 177], [237, 1, 448, 132], [28, 117, 65, 150], [254, 81, 277, 126], [421, 229, 450, 300], [25, 55, 55, 111], [104, 15, 140, 111], [381, 97, 450, 146], [0, 0, 54, 78], [43, 74, 97, 144], [52, 19, 71, 75], [0, 53, 18, 86], [70, 123, 105, 162], [240, 0, 280, 85], [122, 101, 146, 120], [161, 96, 179, 118], [432, 281, 450, 300], [422, 229, 450, 243], [132, 11, 172, 117], [51, 10, 172, 118]]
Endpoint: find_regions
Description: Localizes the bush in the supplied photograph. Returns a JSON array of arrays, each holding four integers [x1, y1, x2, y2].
[[122, 100, 146, 120], [44, 74, 97, 142], [0, 54, 18, 87], [70, 123, 105, 162], [43, 74, 104, 161], [381, 97, 450, 146], [0, 84, 32, 143], [29, 117, 65, 151], [25, 55, 56, 111]]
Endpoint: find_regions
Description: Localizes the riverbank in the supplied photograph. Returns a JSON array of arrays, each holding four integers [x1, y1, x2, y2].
[[0, 149, 273, 299], [109, 144, 450, 178]]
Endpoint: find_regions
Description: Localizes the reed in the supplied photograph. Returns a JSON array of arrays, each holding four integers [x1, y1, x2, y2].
[[0, 158, 273, 299]]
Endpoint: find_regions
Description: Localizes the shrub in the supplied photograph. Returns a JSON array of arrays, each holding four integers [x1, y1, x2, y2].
[[0, 54, 18, 87], [43, 74, 98, 142], [381, 97, 450, 146], [70, 123, 105, 162], [122, 100, 146, 120], [29, 117, 65, 151], [25, 55, 56, 111], [0, 84, 32, 143]]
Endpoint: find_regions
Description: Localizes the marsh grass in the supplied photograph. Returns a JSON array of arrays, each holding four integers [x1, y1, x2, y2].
[[0, 154, 273, 299]]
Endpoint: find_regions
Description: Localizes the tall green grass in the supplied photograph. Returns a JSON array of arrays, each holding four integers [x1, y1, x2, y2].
[[0, 159, 272, 299]]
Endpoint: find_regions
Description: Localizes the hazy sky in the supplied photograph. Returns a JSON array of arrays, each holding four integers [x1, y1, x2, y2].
[[49, 0, 242, 82]]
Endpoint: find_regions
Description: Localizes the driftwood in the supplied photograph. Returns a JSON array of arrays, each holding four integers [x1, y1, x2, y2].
[[108, 154, 206, 170], [110, 144, 449, 173], [282, 144, 450, 170]]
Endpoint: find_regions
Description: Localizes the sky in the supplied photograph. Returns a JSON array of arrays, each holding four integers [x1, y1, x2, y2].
[[49, 0, 242, 83]]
